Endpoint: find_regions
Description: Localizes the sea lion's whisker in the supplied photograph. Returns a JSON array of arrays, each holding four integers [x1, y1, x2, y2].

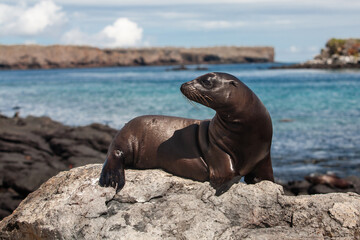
[[196, 91, 209, 106], [198, 94, 207, 105], [188, 99, 198, 108], [204, 94, 213, 101], [203, 95, 212, 106], [193, 92, 200, 103], [189, 91, 195, 100], [195, 93, 202, 103], [193, 91, 202, 102], [184, 91, 199, 109], [200, 94, 209, 106]]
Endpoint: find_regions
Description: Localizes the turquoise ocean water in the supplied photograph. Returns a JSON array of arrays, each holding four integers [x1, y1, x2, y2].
[[0, 63, 359, 180]]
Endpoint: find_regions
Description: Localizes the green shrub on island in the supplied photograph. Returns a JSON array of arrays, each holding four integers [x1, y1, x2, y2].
[[326, 38, 346, 55], [326, 38, 360, 56]]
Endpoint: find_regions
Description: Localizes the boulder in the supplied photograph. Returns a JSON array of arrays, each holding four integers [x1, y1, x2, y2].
[[1, 164, 359, 240], [0, 114, 116, 220]]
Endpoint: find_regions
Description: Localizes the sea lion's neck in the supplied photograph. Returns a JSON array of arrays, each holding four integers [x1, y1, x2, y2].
[[210, 113, 243, 137], [215, 91, 258, 125]]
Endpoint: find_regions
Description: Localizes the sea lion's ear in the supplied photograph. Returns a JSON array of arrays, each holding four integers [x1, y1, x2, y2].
[[229, 80, 237, 87]]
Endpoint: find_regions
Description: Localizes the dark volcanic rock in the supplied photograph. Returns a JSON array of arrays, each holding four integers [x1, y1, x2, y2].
[[346, 176, 360, 194], [0, 114, 117, 220], [281, 174, 360, 196]]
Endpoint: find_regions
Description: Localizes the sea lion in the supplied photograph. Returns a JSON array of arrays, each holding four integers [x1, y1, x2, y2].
[[99, 72, 274, 195]]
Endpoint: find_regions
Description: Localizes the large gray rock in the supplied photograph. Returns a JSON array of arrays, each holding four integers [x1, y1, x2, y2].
[[1, 164, 359, 240]]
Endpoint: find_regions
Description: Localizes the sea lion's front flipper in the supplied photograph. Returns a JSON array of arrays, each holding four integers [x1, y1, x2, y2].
[[207, 145, 237, 195], [244, 153, 274, 184], [99, 156, 125, 193], [214, 175, 242, 196]]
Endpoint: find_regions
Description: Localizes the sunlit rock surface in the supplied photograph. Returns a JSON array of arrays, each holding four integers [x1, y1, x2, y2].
[[1, 164, 359, 240]]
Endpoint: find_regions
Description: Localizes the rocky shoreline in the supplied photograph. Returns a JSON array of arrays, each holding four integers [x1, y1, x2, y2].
[[273, 62, 360, 70], [0, 113, 359, 221], [0, 114, 116, 220], [273, 38, 360, 69], [0, 45, 274, 70]]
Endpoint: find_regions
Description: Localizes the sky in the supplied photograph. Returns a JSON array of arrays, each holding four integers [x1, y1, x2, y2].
[[0, 0, 360, 62]]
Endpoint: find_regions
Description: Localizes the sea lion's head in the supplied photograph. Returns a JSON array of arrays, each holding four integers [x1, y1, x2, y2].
[[181, 72, 245, 111]]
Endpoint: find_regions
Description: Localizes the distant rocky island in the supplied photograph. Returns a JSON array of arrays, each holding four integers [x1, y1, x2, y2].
[[275, 38, 360, 69], [0, 45, 274, 70]]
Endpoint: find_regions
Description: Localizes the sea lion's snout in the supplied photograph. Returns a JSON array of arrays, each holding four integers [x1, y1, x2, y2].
[[180, 79, 214, 108], [181, 81, 199, 97], [180, 82, 189, 95], [180, 82, 193, 99]]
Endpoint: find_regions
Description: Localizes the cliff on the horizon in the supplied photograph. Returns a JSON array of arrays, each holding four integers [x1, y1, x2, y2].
[[0, 45, 274, 70]]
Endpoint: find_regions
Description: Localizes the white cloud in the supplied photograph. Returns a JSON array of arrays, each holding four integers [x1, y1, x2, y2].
[[61, 29, 89, 45], [11, 0, 360, 10], [24, 39, 37, 45], [0, 1, 66, 36], [271, 19, 292, 25], [307, 46, 319, 53], [290, 46, 300, 53], [185, 20, 246, 30], [100, 18, 143, 47], [288, 46, 320, 55], [15, 0, 359, 7], [201, 21, 245, 29], [286, 45, 320, 56], [61, 18, 143, 47], [155, 12, 198, 19], [182, 18, 291, 30]]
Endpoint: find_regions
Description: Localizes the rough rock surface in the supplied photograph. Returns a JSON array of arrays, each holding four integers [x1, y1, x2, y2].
[[0, 114, 116, 220], [0, 45, 274, 70], [1, 164, 359, 240]]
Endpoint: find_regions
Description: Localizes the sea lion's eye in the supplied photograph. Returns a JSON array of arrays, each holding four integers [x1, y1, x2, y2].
[[114, 150, 123, 157], [201, 78, 212, 88]]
